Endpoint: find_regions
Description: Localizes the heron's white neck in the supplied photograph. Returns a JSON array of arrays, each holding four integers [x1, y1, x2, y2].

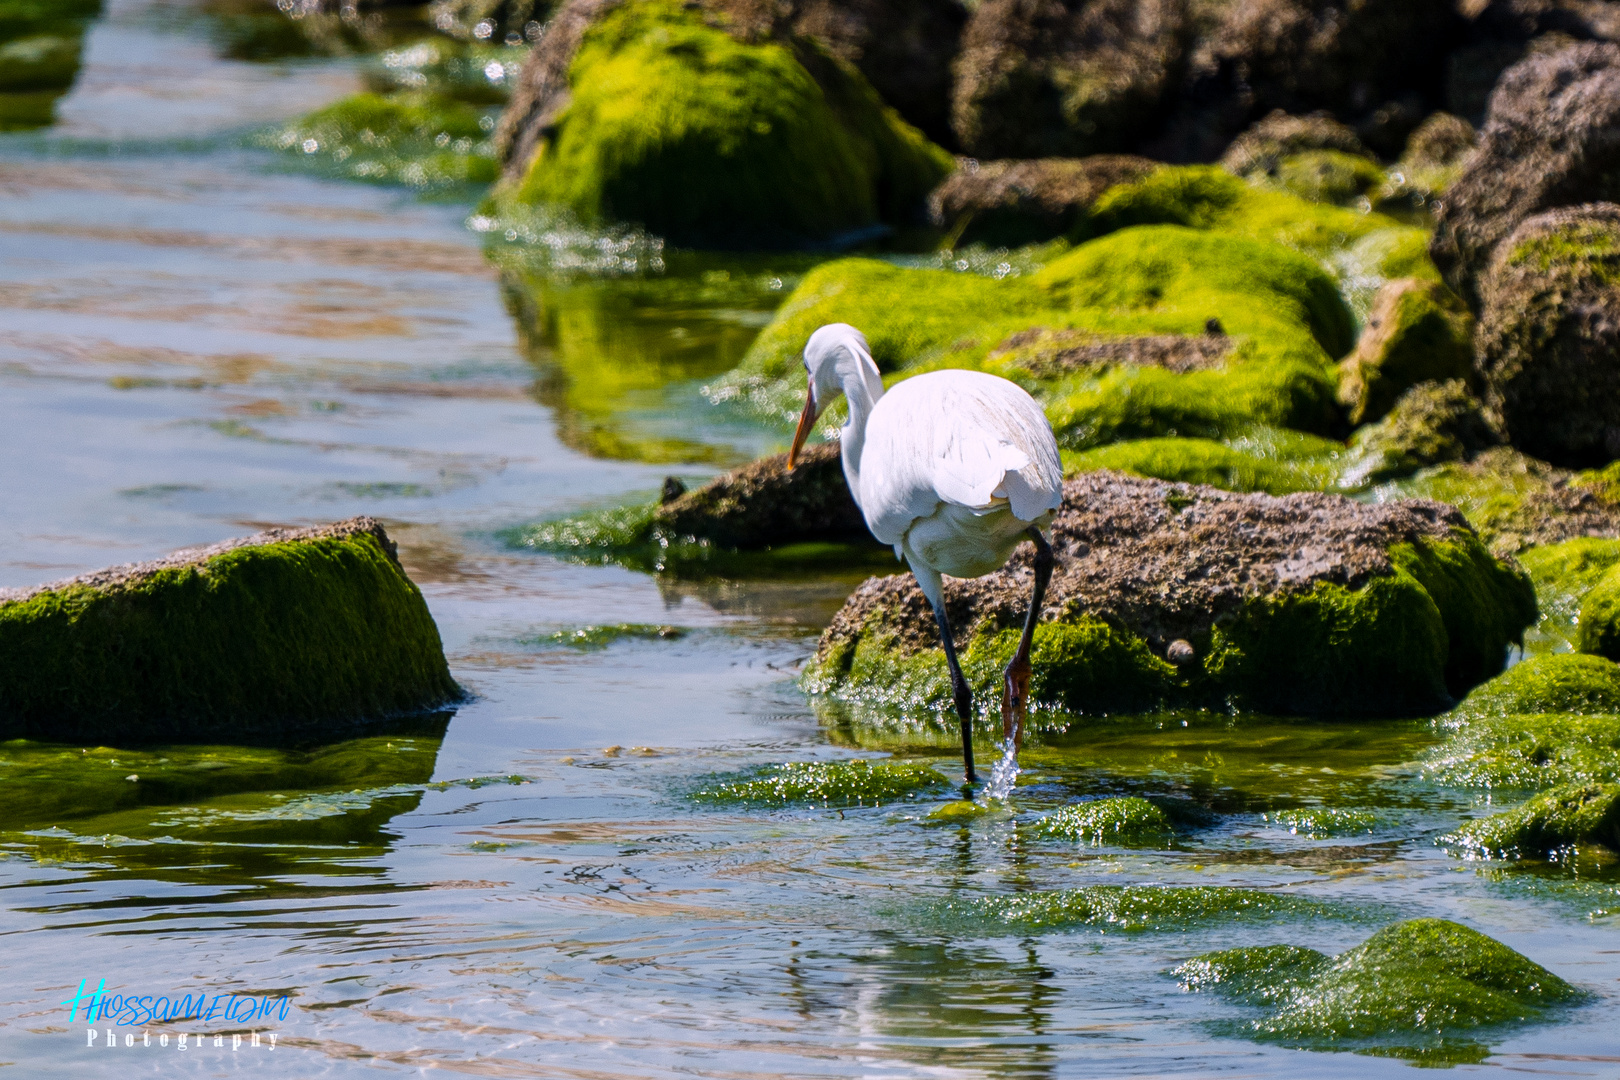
[[834, 359, 885, 506]]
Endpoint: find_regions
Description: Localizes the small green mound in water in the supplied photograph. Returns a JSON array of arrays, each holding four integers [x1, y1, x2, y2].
[[1027, 797, 1174, 845], [1447, 652, 1620, 720], [934, 885, 1346, 932], [690, 759, 948, 807], [538, 623, 686, 649], [265, 91, 499, 192], [1264, 806, 1393, 838], [1448, 782, 1620, 858], [1180, 919, 1580, 1060]]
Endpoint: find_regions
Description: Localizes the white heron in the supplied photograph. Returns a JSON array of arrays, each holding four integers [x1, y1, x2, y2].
[[787, 323, 1063, 783]]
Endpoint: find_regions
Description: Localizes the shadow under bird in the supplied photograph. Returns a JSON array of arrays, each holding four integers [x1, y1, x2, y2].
[[788, 323, 1063, 783]]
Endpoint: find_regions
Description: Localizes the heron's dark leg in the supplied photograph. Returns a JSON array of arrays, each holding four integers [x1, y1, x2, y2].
[[932, 602, 977, 784], [1002, 527, 1055, 751]]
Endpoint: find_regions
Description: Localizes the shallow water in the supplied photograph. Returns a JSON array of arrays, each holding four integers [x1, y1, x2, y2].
[[2, 3, 1620, 1076]]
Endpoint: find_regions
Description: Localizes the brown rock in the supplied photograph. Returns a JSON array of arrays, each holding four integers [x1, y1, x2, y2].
[[1430, 42, 1620, 310], [493, 0, 620, 182], [990, 326, 1234, 376], [927, 155, 1159, 245], [1220, 109, 1371, 177], [819, 470, 1470, 657], [653, 441, 874, 549], [950, 0, 1188, 159]]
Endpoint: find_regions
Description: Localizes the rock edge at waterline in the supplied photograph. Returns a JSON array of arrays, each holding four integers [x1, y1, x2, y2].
[[0, 517, 461, 744]]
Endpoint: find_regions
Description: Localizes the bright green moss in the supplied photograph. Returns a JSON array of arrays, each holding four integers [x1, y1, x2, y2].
[[1337, 280, 1474, 427], [1061, 435, 1339, 494], [1448, 652, 1620, 720], [1450, 782, 1620, 857], [932, 885, 1347, 932], [689, 758, 949, 807], [1388, 535, 1539, 695], [1027, 797, 1174, 845], [1271, 151, 1387, 206], [1183, 919, 1578, 1056], [538, 623, 686, 649], [1265, 806, 1393, 837], [512, 0, 951, 247], [1578, 563, 1620, 662], [265, 90, 499, 192], [1519, 538, 1620, 653], [0, 529, 460, 744]]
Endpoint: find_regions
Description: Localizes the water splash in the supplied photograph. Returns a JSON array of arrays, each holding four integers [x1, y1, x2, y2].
[[978, 739, 1021, 804]]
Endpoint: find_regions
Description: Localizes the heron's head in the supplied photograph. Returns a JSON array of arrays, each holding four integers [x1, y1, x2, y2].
[[789, 323, 873, 470]]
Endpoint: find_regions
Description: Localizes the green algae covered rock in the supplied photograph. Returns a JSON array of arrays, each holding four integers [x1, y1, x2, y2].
[[0, 518, 461, 745], [1027, 796, 1173, 845], [1339, 380, 1498, 488], [809, 471, 1536, 724], [933, 885, 1345, 933], [1519, 536, 1620, 653], [689, 757, 948, 807], [720, 222, 1349, 445], [267, 90, 499, 190], [1179, 919, 1579, 1057], [1578, 562, 1620, 662], [1060, 433, 1339, 496], [1450, 782, 1620, 857], [504, 0, 952, 246], [1337, 279, 1474, 427], [1423, 654, 1620, 789]]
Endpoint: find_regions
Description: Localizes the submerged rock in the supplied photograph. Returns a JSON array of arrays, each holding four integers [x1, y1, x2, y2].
[[808, 471, 1536, 719], [689, 757, 948, 807], [1179, 919, 1578, 1054], [1028, 796, 1174, 845], [1431, 42, 1620, 310], [493, 0, 952, 247], [1337, 278, 1474, 427], [1341, 379, 1498, 487], [1475, 203, 1620, 468], [1451, 781, 1620, 856], [950, 0, 1187, 160], [0, 518, 461, 744], [927, 155, 1160, 247]]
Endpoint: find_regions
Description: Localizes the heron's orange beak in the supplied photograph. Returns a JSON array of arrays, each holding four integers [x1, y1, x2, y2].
[[787, 388, 817, 472]]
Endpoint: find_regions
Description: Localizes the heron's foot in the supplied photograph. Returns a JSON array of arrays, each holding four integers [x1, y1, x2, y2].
[[1001, 656, 1032, 750]]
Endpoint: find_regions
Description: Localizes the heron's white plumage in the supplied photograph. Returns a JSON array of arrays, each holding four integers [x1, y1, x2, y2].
[[799, 323, 1062, 595]]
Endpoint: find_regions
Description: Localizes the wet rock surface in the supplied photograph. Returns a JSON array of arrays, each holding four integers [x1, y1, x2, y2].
[[1342, 379, 1498, 486], [0, 518, 461, 744], [1431, 42, 1620, 309], [1475, 203, 1620, 467], [927, 155, 1160, 246]]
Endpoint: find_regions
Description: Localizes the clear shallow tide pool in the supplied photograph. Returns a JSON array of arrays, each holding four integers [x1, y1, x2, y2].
[[1, 3, 1619, 1076]]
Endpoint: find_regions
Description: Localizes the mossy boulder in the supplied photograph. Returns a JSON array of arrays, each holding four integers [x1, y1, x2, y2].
[[1431, 42, 1620, 310], [1338, 278, 1474, 427], [1518, 536, 1620, 652], [949, 0, 1187, 159], [807, 471, 1536, 722], [1450, 781, 1620, 857], [718, 222, 1350, 447], [0, 518, 461, 745], [1340, 379, 1497, 487], [1061, 431, 1340, 496], [1389, 112, 1476, 202], [1179, 919, 1579, 1056], [497, 0, 953, 246], [0, 0, 100, 130], [927, 156, 1160, 247], [1475, 203, 1620, 468], [1422, 653, 1620, 788], [1578, 561, 1620, 661]]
